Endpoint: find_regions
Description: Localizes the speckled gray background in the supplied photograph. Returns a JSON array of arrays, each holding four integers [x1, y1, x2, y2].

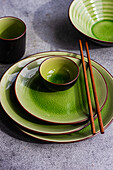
[[0, 0, 113, 170]]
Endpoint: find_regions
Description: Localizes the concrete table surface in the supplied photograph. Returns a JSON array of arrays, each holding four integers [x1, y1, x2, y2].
[[0, 0, 113, 170]]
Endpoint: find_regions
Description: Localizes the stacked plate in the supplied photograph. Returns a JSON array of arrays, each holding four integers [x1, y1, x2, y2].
[[0, 51, 113, 143]]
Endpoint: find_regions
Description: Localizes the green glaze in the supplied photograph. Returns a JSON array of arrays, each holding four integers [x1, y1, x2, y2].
[[15, 56, 107, 124], [40, 57, 78, 84], [0, 51, 112, 142], [92, 20, 113, 41], [0, 54, 89, 135], [69, 0, 113, 44], [48, 73, 70, 84], [13, 51, 113, 143], [0, 17, 25, 39]]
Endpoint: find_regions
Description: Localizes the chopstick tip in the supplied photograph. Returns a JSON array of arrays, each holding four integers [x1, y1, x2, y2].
[[101, 130, 104, 134]]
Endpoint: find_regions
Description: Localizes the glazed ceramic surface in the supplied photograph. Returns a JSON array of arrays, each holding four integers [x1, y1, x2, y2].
[[0, 16, 26, 63], [0, 17, 25, 39], [15, 56, 107, 124], [0, 53, 92, 135], [69, 0, 113, 45], [39, 57, 79, 91], [0, 51, 112, 142], [10, 51, 113, 143]]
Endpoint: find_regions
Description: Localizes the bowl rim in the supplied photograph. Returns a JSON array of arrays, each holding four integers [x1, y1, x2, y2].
[[9, 52, 108, 125], [0, 16, 26, 41], [68, 0, 113, 44], [39, 56, 80, 86]]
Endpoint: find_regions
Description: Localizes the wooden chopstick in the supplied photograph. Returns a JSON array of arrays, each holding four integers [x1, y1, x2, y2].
[[79, 40, 96, 135], [85, 41, 104, 134]]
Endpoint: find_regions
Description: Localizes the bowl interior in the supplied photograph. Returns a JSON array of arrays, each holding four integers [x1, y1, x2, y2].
[[40, 57, 79, 84], [69, 0, 113, 42], [0, 17, 25, 39]]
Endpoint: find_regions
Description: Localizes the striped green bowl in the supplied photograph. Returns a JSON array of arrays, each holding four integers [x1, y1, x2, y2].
[[69, 0, 113, 45]]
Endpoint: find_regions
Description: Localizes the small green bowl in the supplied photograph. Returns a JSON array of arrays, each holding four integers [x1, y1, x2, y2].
[[69, 0, 113, 46], [39, 56, 79, 91]]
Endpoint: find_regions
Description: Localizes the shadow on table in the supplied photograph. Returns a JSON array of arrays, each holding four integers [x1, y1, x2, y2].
[[0, 104, 51, 144], [33, 0, 104, 50]]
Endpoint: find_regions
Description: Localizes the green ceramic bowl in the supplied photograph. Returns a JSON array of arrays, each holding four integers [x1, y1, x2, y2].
[[15, 56, 107, 125], [69, 0, 113, 46], [0, 16, 26, 63], [39, 56, 79, 91]]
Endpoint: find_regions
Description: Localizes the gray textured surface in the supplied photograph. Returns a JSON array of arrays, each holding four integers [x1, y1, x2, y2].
[[0, 0, 113, 170]]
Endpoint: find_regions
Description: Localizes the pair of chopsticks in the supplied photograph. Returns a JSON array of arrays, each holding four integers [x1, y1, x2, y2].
[[79, 40, 104, 135]]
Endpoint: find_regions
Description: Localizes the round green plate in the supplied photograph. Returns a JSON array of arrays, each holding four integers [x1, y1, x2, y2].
[[15, 56, 107, 124], [0, 53, 94, 135], [0, 52, 112, 142], [15, 52, 113, 143]]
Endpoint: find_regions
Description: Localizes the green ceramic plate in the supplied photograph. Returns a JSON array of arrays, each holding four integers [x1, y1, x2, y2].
[[0, 53, 94, 135], [12, 51, 113, 143], [0, 51, 112, 142], [15, 56, 107, 124]]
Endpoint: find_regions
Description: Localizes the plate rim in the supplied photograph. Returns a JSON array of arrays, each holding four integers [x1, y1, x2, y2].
[[0, 53, 92, 135], [0, 51, 112, 140], [17, 119, 113, 143], [14, 55, 108, 124]]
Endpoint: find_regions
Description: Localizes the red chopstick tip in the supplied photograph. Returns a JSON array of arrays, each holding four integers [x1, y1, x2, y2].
[[101, 130, 104, 134], [92, 131, 96, 135]]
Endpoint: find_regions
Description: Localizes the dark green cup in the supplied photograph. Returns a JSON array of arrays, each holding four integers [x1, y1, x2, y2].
[[0, 16, 26, 63]]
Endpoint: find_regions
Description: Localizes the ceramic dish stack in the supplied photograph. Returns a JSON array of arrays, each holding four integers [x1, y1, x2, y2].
[[0, 51, 113, 143]]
